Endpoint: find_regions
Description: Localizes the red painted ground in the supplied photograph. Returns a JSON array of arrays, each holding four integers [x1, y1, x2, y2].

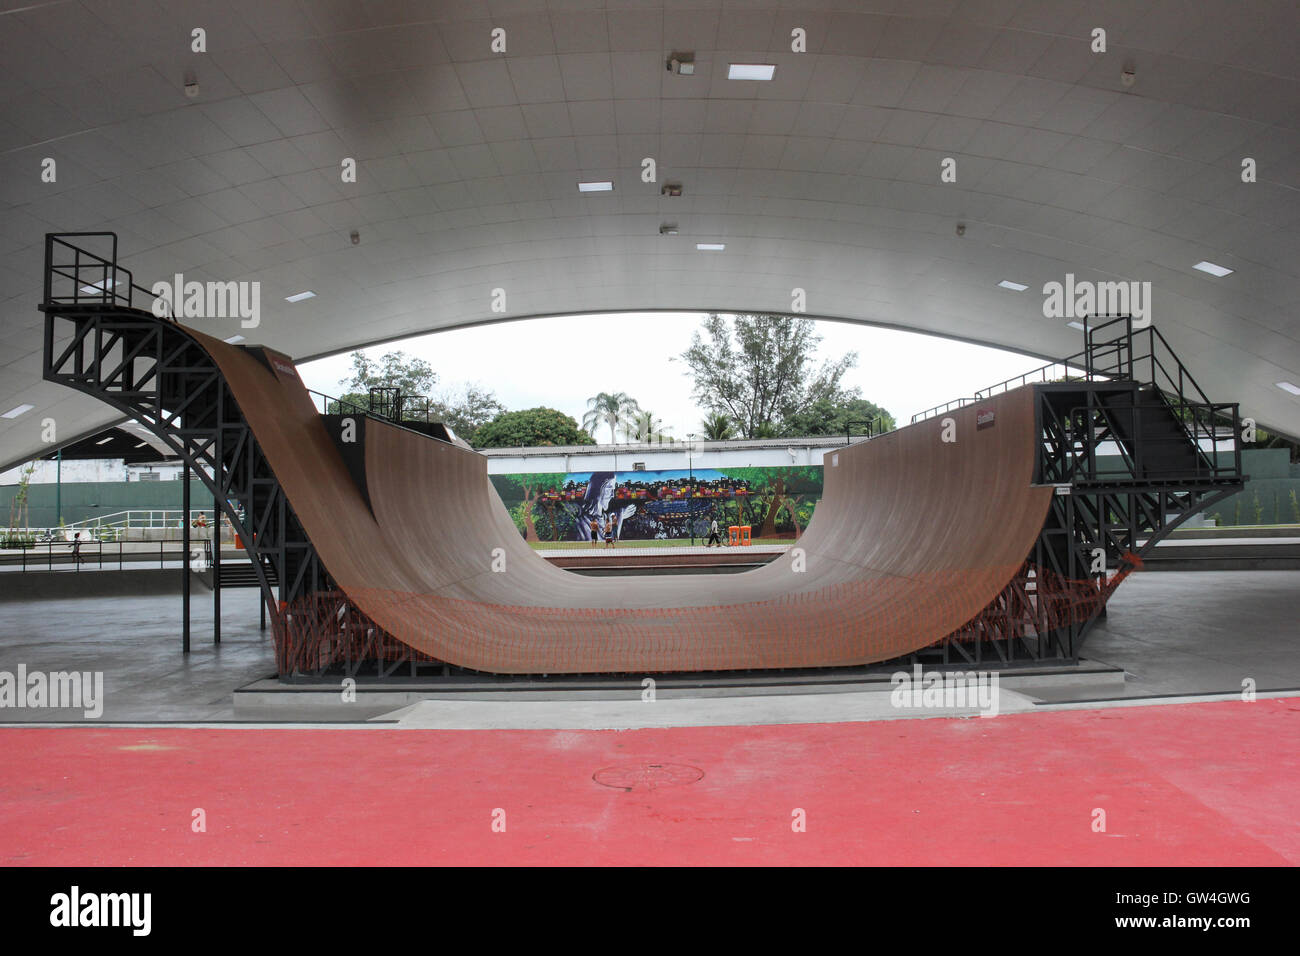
[[1, 698, 1296, 866]]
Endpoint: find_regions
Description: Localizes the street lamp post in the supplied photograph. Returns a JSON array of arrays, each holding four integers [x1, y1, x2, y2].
[[687, 433, 697, 546]]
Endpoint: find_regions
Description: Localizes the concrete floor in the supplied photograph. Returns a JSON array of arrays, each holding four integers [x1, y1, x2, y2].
[[1074, 570, 1300, 699], [0, 588, 272, 721], [0, 570, 1295, 724]]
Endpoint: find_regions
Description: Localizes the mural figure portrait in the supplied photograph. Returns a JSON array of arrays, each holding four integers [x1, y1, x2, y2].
[[575, 471, 636, 542]]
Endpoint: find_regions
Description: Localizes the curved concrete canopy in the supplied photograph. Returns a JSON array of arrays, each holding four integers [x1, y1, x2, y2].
[[1, 0, 1297, 472]]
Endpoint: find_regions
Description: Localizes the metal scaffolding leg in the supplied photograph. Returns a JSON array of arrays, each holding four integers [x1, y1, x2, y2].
[[182, 461, 191, 654], [212, 496, 221, 645]]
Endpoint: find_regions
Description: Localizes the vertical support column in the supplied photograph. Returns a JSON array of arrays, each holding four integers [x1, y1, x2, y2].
[[212, 497, 221, 645], [213, 420, 222, 646], [182, 460, 191, 654]]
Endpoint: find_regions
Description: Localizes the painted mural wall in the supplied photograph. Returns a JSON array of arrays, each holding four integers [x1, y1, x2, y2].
[[489, 466, 824, 542]]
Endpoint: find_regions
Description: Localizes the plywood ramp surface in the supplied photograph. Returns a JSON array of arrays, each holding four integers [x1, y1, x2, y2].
[[195, 328, 1052, 673]]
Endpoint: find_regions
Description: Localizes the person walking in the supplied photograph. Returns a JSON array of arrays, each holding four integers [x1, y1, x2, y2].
[[70, 531, 83, 566], [706, 517, 721, 548]]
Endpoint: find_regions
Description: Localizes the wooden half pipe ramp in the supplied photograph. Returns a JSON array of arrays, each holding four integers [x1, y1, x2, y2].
[[195, 329, 1054, 673]]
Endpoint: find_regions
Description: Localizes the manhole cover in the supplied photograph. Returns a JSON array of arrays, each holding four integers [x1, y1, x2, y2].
[[593, 763, 704, 792]]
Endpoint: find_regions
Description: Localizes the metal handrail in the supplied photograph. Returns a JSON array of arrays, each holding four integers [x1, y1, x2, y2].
[[0, 537, 223, 573], [912, 358, 1091, 423], [911, 317, 1227, 428], [843, 416, 890, 444], [306, 390, 372, 417], [43, 232, 175, 321]]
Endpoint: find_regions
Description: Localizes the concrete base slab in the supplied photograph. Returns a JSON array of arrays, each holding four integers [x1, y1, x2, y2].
[[375, 687, 1040, 729], [231, 663, 1123, 721]]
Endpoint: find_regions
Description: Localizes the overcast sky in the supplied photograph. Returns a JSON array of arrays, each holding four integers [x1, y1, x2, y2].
[[297, 313, 1052, 441]]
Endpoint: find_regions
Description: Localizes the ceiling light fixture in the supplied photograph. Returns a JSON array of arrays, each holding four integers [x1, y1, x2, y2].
[[697, 243, 725, 251], [728, 64, 776, 81], [1067, 321, 1087, 331], [223, 335, 246, 344], [659, 223, 678, 236], [1277, 382, 1300, 396], [78, 279, 121, 294], [134, 442, 149, 449], [1193, 260, 1233, 277], [666, 52, 695, 75], [998, 280, 1029, 291], [577, 181, 614, 192], [95, 437, 114, 446], [285, 291, 316, 302], [661, 182, 682, 197], [1, 403, 35, 419]]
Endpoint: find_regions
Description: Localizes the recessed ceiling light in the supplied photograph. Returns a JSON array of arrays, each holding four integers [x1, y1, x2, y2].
[[998, 280, 1029, 291], [728, 64, 776, 81], [1, 403, 34, 419], [1193, 260, 1233, 277], [95, 437, 114, 446], [697, 243, 725, 251], [1067, 321, 1087, 331], [285, 291, 316, 302], [78, 279, 122, 294], [577, 181, 614, 193], [134, 442, 149, 449], [223, 334, 246, 344], [1277, 382, 1300, 396]]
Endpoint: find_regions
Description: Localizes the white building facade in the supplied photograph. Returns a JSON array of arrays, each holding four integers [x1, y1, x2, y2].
[[478, 435, 867, 475]]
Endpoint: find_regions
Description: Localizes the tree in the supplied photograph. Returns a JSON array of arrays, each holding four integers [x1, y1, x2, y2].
[[700, 412, 735, 441], [345, 349, 436, 399], [622, 410, 672, 443], [582, 392, 640, 444], [471, 408, 595, 449], [325, 392, 371, 415], [330, 352, 505, 437], [427, 384, 505, 442], [680, 313, 857, 439], [781, 396, 896, 438]]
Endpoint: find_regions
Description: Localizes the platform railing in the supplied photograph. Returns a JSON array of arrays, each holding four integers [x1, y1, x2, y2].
[[43, 232, 173, 320], [0, 537, 222, 572], [306, 389, 371, 417], [910, 315, 1232, 430]]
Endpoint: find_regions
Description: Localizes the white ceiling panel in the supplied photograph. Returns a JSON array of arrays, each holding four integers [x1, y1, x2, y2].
[[0, 0, 1297, 472]]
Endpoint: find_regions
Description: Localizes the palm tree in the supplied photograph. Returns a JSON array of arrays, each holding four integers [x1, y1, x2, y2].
[[582, 392, 640, 444], [622, 410, 673, 443], [700, 411, 735, 441]]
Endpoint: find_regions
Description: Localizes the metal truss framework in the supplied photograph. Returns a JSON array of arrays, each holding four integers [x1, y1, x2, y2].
[[38, 235, 1244, 677], [913, 317, 1244, 667], [40, 235, 328, 636]]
